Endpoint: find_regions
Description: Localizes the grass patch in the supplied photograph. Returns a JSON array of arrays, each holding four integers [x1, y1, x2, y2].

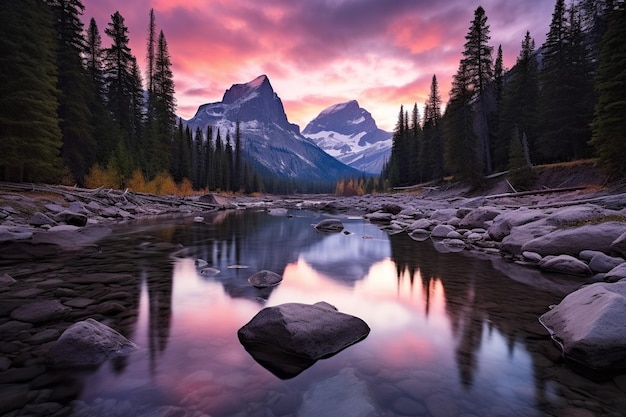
[[560, 214, 626, 229]]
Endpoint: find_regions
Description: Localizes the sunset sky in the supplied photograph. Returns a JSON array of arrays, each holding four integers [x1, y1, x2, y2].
[[82, 0, 556, 132]]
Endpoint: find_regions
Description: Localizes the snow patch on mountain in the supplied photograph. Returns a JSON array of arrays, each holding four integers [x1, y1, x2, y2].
[[303, 100, 391, 174]]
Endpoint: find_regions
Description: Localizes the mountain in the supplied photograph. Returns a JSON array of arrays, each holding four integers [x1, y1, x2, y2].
[[302, 100, 392, 174], [185, 75, 360, 182]]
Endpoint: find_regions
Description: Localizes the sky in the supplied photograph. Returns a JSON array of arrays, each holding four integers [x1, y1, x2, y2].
[[82, 0, 556, 132]]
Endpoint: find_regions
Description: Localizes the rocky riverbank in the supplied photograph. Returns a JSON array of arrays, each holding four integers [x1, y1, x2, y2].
[[1, 179, 626, 415]]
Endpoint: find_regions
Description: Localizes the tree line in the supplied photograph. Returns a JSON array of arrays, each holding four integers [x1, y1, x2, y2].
[[383, 0, 626, 190], [0, 0, 270, 194]]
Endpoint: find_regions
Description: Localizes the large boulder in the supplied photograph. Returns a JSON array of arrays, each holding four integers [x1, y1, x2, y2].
[[238, 302, 369, 378], [488, 208, 547, 241], [539, 281, 626, 370], [198, 193, 235, 208], [500, 221, 556, 256], [47, 318, 138, 368], [53, 210, 88, 227], [521, 222, 626, 257], [545, 204, 612, 226]]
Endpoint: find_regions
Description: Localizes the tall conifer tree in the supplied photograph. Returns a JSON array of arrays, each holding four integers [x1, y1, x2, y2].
[[590, 3, 626, 177], [0, 0, 63, 182]]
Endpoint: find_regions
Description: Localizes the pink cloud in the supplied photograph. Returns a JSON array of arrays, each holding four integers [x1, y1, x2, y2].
[[82, 0, 556, 130]]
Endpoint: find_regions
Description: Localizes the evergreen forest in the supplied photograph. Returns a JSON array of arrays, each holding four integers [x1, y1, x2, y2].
[[382, 0, 626, 190], [1, 0, 624, 195]]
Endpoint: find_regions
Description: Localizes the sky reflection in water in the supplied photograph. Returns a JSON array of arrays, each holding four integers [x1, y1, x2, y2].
[[73, 210, 604, 416]]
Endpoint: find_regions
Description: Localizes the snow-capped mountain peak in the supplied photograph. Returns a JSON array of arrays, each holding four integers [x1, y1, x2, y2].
[[303, 100, 391, 174], [185, 75, 359, 181]]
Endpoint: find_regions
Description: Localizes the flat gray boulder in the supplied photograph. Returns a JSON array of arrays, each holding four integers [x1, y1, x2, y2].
[[458, 206, 501, 229], [488, 208, 546, 241], [539, 281, 626, 370], [538, 255, 592, 276], [238, 302, 369, 361], [500, 221, 556, 256], [521, 222, 626, 257], [47, 318, 138, 367], [10, 300, 70, 324], [314, 218, 344, 232], [248, 270, 282, 288]]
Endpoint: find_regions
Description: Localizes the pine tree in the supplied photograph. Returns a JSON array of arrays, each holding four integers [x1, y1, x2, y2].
[[214, 129, 224, 190], [0, 0, 63, 182], [386, 106, 407, 187], [205, 126, 215, 190], [461, 5, 495, 173], [422, 75, 444, 181], [152, 30, 176, 177], [233, 121, 243, 192], [103, 12, 135, 141], [85, 17, 123, 169], [47, 0, 96, 184], [590, 3, 626, 178], [409, 103, 423, 184], [224, 132, 233, 191], [443, 61, 483, 188], [538, 0, 594, 162], [496, 31, 539, 170]]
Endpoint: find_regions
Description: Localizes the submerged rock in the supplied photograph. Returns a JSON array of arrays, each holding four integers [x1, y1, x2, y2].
[[47, 318, 138, 368], [248, 270, 283, 288], [10, 300, 70, 324], [539, 281, 626, 371], [238, 302, 369, 378], [314, 218, 344, 232]]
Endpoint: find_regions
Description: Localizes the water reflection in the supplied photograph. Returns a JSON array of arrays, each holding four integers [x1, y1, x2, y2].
[[37, 209, 623, 416]]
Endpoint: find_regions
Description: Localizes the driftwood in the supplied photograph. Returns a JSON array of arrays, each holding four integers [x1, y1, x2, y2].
[[484, 185, 589, 200], [0, 182, 224, 212]]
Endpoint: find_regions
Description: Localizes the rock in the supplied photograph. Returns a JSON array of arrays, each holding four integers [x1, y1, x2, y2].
[[238, 302, 369, 377], [579, 250, 603, 262], [247, 270, 283, 288], [431, 224, 455, 239], [47, 318, 138, 367], [500, 221, 556, 256], [0, 273, 16, 285], [429, 208, 458, 223], [314, 218, 344, 232], [268, 208, 289, 216], [521, 222, 626, 257], [539, 280, 626, 370], [446, 230, 463, 239], [381, 203, 403, 215], [522, 251, 543, 263], [538, 255, 592, 276], [53, 210, 88, 227], [488, 208, 546, 241], [10, 300, 70, 324], [94, 302, 126, 315], [458, 206, 501, 229], [28, 212, 58, 227], [611, 231, 626, 257], [0, 227, 33, 242], [588, 253, 624, 274], [199, 267, 220, 277], [545, 204, 612, 226], [30, 224, 111, 251], [605, 263, 626, 283], [365, 212, 393, 223], [407, 218, 434, 232], [63, 298, 96, 308]]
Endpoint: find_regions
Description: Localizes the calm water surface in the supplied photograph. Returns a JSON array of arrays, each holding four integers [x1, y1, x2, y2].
[[35, 210, 626, 416]]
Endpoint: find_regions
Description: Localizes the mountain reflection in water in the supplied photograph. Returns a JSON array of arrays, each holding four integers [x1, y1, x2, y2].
[[61, 209, 622, 417]]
